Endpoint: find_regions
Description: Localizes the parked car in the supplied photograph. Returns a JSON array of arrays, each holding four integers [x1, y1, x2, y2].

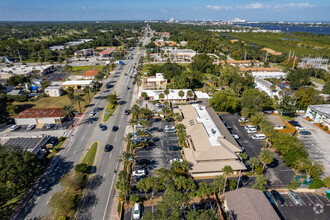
[[264, 191, 275, 205], [136, 159, 149, 166], [49, 136, 58, 145], [112, 126, 119, 132], [90, 110, 96, 116], [287, 190, 302, 205], [244, 125, 257, 130], [247, 128, 257, 133], [169, 146, 181, 151], [165, 117, 173, 122], [165, 125, 176, 133], [99, 124, 107, 131], [299, 131, 311, 136], [133, 169, 146, 177], [232, 134, 239, 139], [271, 190, 285, 204], [10, 125, 20, 131], [45, 124, 54, 130], [252, 134, 266, 140], [238, 117, 248, 123], [104, 144, 112, 152], [170, 158, 183, 164], [132, 203, 141, 219], [27, 124, 35, 131], [288, 120, 305, 130]]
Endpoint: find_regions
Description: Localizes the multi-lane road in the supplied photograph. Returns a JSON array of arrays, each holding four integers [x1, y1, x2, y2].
[[16, 29, 151, 220]]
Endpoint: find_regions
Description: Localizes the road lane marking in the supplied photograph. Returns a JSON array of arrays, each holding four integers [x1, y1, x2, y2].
[[102, 175, 116, 220], [304, 193, 315, 205], [109, 153, 112, 159]]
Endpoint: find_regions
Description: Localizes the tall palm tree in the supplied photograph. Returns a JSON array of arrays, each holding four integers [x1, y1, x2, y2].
[[83, 86, 91, 102], [187, 90, 194, 100], [118, 152, 135, 172], [259, 149, 274, 169], [62, 105, 76, 127], [164, 88, 169, 101], [222, 165, 233, 194], [74, 95, 85, 114]]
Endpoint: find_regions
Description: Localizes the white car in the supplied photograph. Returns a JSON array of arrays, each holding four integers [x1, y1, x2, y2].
[[170, 158, 183, 164], [133, 169, 146, 177], [89, 110, 96, 116], [247, 128, 257, 133], [232, 134, 239, 139], [132, 203, 141, 219], [27, 124, 35, 130], [10, 125, 20, 131], [244, 125, 257, 130], [252, 134, 266, 140], [238, 117, 248, 123]]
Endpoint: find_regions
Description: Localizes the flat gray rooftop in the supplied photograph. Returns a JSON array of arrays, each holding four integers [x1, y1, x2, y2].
[[309, 104, 330, 118], [4, 137, 46, 151]]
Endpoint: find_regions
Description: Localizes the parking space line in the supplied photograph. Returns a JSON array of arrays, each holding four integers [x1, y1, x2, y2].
[[304, 193, 315, 205], [299, 197, 307, 206], [313, 193, 324, 205], [286, 194, 298, 206]]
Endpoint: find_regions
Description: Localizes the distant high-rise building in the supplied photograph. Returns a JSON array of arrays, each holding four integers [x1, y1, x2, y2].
[[167, 18, 175, 23]]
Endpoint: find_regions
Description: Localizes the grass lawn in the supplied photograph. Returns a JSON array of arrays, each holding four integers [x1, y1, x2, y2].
[[102, 104, 117, 122], [310, 76, 326, 85], [71, 65, 105, 75], [47, 140, 66, 159], [13, 92, 95, 115], [281, 115, 294, 121], [142, 63, 191, 74], [81, 142, 98, 167]]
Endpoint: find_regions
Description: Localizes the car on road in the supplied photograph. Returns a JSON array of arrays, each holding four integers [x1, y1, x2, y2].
[[247, 128, 257, 133], [106, 84, 112, 89], [169, 146, 181, 151], [112, 126, 119, 132], [127, 86, 130, 90], [124, 109, 130, 115], [252, 134, 266, 140], [89, 110, 96, 116], [27, 124, 35, 131], [287, 190, 302, 205], [264, 191, 275, 205], [299, 131, 311, 136], [45, 124, 54, 130], [10, 125, 20, 131], [271, 190, 285, 204], [99, 124, 107, 131], [170, 158, 183, 164], [232, 134, 239, 139], [133, 169, 146, 177], [132, 203, 141, 219], [104, 144, 112, 152], [136, 159, 149, 166]]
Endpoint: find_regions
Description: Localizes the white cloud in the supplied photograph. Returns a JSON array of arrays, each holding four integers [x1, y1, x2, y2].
[[205, 3, 314, 10], [81, 6, 93, 12]]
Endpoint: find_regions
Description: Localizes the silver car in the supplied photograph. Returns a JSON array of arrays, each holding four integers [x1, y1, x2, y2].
[[287, 190, 302, 205]]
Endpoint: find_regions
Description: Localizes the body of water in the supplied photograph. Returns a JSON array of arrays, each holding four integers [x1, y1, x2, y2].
[[236, 23, 330, 35]]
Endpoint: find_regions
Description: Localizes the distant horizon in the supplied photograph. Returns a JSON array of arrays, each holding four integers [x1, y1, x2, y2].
[[1, 0, 329, 22]]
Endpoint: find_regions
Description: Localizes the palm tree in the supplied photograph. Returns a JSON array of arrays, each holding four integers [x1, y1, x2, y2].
[[159, 93, 165, 101], [222, 165, 233, 194], [139, 119, 150, 131], [130, 104, 140, 120], [164, 88, 169, 101], [83, 86, 91, 102], [74, 95, 86, 114], [118, 152, 135, 172], [248, 157, 260, 173], [178, 90, 185, 102], [213, 175, 226, 194], [259, 149, 274, 169], [62, 105, 76, 127], [186, 90, 194, 100]]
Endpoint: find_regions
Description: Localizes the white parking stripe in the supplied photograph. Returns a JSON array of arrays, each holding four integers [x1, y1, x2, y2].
[[304, 193, 315, 205], [323, 194, 330, 203], [299, 196, 307, 206], [313, 193, 324, 205]]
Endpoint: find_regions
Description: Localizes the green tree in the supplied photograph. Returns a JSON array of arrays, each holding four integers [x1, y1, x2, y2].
[[141, 92, 148, 100], [287, 179, 300, 190], [60, 171, 85, 192], [83, 86, 91, 102], [186, 209, 219, 220], [106, 94, 117, 105], [213, 175, 226, 194], [239, 152, 248, 160], [159, 93, 165, 100], [178, 90, 185, 102], [74, 95, 85, 114], [252, 175, 268, 191], [129, 195, 140, 204], [197, 181, 217, 198], [136, 177, 152, 199], [323, 176, 330, 188], [210, 90, 240, 113], [164, 88, 170, 101], [139, 119, 150, 131], [48, 191, 76, 218], [259, 149, 274, 168], [187, 90, 194, 99], [248, 157, 260, 172], [62, 105, 76, 126], [222, 165, 234, 193]]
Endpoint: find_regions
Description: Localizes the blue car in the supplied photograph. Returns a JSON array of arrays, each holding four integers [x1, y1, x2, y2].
[[264, 191, 275, 205]]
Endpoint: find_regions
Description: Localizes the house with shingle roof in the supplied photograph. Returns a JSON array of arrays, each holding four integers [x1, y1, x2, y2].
[[83, 70, 99, 79]]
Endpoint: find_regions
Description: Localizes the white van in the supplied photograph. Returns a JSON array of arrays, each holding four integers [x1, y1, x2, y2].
[[133, 203, 141, 219], [252, 134, 266, 140]]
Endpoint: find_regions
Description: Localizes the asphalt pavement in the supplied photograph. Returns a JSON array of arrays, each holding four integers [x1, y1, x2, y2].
[[15, 30, 152, 220]]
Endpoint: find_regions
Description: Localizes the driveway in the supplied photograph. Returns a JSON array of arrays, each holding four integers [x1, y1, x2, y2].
[[296, 116, 330, 176]]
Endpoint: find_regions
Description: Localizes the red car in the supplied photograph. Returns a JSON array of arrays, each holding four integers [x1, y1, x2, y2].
[[56, 78, 62, 81]]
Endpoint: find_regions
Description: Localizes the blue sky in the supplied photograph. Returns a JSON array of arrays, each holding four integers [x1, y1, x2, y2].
[[0, 0, 329, 21]]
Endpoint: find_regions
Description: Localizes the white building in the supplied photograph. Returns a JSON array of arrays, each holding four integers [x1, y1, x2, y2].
[[165, 49, 196, 61], [254, 78, 283, 99], [305, 104, 330, 129], [15, 108, 64, 125], [44, 85, 63, 97], [142, 73, 167, 89], [61, 80, 92, 90], [138, 89, 193, 102], [250, 71, 287, 79], [194, 91, 210, 99], [0, 65, 55, 79]]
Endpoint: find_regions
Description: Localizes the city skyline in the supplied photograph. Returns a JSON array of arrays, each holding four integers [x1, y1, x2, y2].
[[0, 0, 329, 21]]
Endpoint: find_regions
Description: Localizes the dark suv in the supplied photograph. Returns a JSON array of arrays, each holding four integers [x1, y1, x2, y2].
[[271, 190, 285, 204], [136, 159, 149, 165], [169, 146, 181, 151], [99, 124, 107, 131]]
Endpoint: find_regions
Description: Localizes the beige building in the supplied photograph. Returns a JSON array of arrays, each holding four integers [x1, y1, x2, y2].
[[266, 114, 286, 130], [142, 73, 167, 89], [174, 105, 246, 178], [44, 85, 63, 97], [165, 49, 196, 61]]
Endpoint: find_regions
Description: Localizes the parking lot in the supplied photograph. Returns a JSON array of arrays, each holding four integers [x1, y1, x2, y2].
[[132, 118, 182, 187], [220, 113, 294, 187], [274, 192, 330, 220]]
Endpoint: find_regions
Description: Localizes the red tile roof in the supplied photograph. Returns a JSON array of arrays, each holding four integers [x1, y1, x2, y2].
[[239, 67, 281, 72], [16, 108, 63, 118], [83, 70, 99, 77], [98, 47, 116, 55]]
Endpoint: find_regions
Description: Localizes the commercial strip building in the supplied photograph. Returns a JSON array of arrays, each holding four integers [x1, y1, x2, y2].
[[219, 60, 262, 68], [44, 85, 63, 97], [248, 71, 287, 79], [142, 73, 167, 89], [0, 65, 55, 79], [61, 80, 92, 90], [153, 40, 177, 47], [174, 105, 246, 178], [15, 108, 64, 125], [98, 47, 116, 57], [138, 89, 193, 103], [305, 104, 330, 129], [82, 70, 99, 79], [164, 49, 196, 61], [224, 188, 280, 220], [254, 78, 283, 99], [74, 48, 94, 57]]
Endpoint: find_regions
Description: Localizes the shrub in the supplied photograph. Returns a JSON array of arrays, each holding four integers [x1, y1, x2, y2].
[[58, 136, 67, 142], [117, 201, 122, 214], [109, 104, 115, 109], [287, 179, 300, 190], [324, 127, 329, 131], [309, 177, 324, 189], [255, 165, 264, 175], [246, 171, 253, 176], [319, 124, 323, 127], [190, 192, 196, 197], [74, 163, 89, 174]]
